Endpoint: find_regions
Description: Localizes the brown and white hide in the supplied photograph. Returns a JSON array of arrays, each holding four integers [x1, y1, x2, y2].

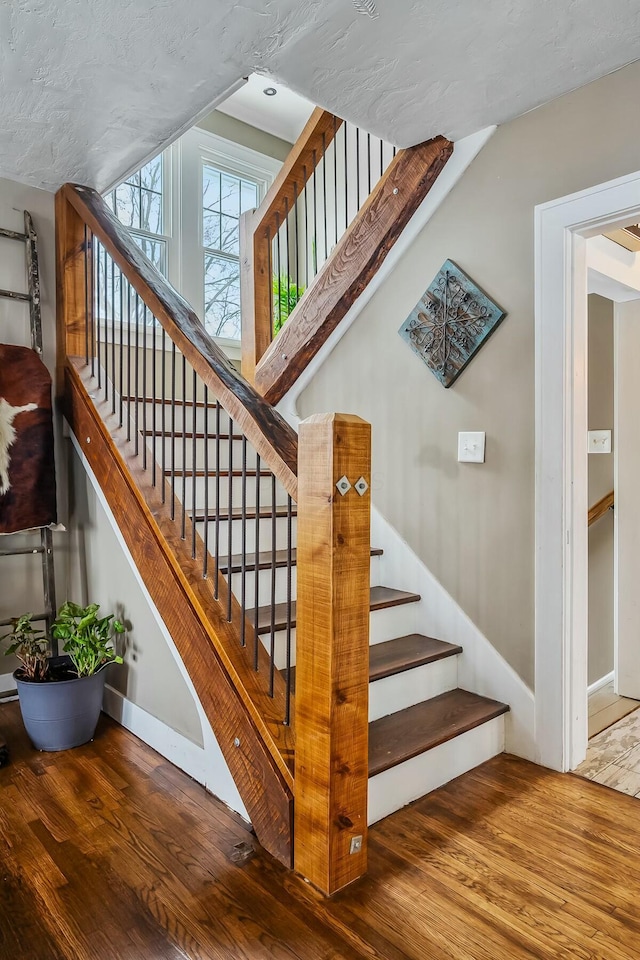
[[0, 344, 57, 534]]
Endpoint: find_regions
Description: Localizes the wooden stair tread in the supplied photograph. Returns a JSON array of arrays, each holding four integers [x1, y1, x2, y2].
[[369, 634, 462, 682], [251, 585, 420, 635], [219, 546, 383, 574], [287, 632, 460, 692], [192, 506, 297, 522], [368, 689, 509, 777]]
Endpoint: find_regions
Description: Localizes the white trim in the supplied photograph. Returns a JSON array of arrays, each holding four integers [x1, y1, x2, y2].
[[0, 674, 17, 696], [69, 429, 248, 819], [535, 167, 640, 771], [587, 670, 615, 696]]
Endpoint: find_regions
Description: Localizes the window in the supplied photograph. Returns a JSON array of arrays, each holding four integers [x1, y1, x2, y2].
[[202, 164, 259, 340], [105, 128, 280, 353], [107, 155, 168, 276]]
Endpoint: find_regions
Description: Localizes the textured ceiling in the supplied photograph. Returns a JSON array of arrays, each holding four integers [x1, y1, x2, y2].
[[2, 0, 640, 192]]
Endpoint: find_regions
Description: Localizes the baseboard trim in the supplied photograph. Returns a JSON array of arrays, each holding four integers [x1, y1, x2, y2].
[[0, 674, 17, 697], [588, 670, 615, 696]]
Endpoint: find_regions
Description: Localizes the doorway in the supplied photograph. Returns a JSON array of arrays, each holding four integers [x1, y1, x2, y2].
[[535, 169, 640, 773]]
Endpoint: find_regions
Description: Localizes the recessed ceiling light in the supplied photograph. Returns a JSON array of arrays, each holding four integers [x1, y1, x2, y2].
[[352, 0, 378, 18], [263, 87, 277, 97]]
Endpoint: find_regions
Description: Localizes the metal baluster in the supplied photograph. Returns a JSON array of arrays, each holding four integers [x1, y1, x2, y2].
[[240, 436, 247, 647], [170, 341, 176, 519], [226, 417, 234, 622], [275, 213, 281, 335], [303, 165, 308, 292], [118, 266, 124, 427], [134, 292, 140, 456], [293, 181, 299, 307], [367, 132, 372, 196], [91, 236, 96, 378], [126, 279, 132, 441], [312, 149, 317, 279], [254, 455, 261, 671], [356, 127, 361, 210], [284, 199, 290, 319], [322, 131, 328, 263], [269, 473, 276, 697], [103, 247, 108, 402], [142, 304, 148, 469], [333, 116, 338, 250], [344, 123, 349, 232], [97, 244, 103, 390], [284, 494, 293, 726], [83, 225, 89, 365], [380, 136, 384, 181], [110, 255, 116, 413], [181, 354, 187, 539], [214, 402, 221, 599], [161, 326, 166, 503], [202, 387, 209, 578], [191, 369, 197, 559], [151, 314, 157, 486]]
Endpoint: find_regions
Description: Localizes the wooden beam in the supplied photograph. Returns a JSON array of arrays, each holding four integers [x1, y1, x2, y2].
[[294, 413, 371, 896], [254, 136, 454, 405], [57, 183, 299, 500], [588, 489, 614, 526], [64, 362, 295, 867], [55, 189, 90, 394]]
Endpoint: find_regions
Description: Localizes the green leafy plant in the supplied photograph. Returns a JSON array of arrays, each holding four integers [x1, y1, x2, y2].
[[1, 614, 50, 681], [272, 275, 305, 335], [52, 602, 124, 678]]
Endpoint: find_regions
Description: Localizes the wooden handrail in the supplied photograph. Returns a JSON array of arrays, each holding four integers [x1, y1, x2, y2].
[[59, 183, 299, 500], [588, 490, 614, 526]]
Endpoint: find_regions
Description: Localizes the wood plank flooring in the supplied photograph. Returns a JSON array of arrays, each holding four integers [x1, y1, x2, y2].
[[2, 701, 640, 959], [588, 679, 640, 738]]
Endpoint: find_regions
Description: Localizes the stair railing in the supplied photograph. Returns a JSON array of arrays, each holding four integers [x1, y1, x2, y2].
[[56, 182, 371, 895], [240, 109, 453, 404]]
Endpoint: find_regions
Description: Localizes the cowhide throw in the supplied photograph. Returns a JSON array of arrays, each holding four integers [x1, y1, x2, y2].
[[0, 344, 57, 534]]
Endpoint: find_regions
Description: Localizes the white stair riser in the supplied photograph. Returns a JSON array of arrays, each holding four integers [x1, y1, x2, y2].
[[230, 566, 299, 608], [195, 516, 297, 555], [367, 716, 505, 825], [170, 474, 284, 512], [368, 657, 458, 722], [149, 437, 259, 471], [369, 603, 420, 645], [136, 402, 232, 434]]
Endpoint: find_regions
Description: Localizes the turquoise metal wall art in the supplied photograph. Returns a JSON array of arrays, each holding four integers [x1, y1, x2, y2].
[[398, 259, 506, 388]]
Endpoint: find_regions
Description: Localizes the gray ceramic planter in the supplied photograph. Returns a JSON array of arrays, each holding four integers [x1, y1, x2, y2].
[[14, 657, 107, 751]]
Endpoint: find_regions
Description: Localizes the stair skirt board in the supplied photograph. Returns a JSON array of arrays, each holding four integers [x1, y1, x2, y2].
[[367, 715, 506, 824]]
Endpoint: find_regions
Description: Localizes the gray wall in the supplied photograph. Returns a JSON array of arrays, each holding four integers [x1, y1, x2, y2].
[[299, 58, 640, 688], [587, 294, 614, 686], [197, 111, 292, 161]]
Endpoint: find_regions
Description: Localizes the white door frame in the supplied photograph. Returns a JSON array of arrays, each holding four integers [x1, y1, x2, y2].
[[535, 168, 640, 772]]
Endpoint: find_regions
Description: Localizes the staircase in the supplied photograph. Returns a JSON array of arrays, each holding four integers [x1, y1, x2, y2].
[[55, 105, 508, 899], [136, 392, 509, 823]]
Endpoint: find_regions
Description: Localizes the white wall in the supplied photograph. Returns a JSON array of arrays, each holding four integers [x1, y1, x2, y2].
[[588, 294, 614, 686], [614, 300, 640, 699]]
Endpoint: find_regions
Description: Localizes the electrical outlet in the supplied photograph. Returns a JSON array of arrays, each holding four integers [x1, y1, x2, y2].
[[350, 835, 363, 855]]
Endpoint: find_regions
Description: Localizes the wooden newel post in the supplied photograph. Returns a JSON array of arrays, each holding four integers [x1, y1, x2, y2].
[[294, 413, 371, 896], [55, 186, 91, 395], [240, 209, 272, 386]]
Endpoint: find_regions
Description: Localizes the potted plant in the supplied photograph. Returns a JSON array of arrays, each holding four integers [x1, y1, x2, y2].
[[1, 602, 124, 752]]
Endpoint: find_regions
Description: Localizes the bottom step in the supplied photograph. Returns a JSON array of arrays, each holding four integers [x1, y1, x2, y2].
[[367, 689, 509, 825]]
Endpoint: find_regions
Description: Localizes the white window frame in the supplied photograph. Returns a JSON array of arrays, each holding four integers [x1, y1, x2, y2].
[[104, 127, 281, 358]]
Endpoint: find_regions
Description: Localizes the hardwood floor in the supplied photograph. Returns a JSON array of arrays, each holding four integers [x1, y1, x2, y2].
[[2, 701, 640, 959], [588, 679, 640, 738]]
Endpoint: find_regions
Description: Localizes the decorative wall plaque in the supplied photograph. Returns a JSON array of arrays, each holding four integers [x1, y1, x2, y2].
[[398, 260, 506, 388]]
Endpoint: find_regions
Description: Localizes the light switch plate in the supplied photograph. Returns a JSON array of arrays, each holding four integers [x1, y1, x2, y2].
[[588, 430, 612, 454], [458, 431, 485, 463]]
